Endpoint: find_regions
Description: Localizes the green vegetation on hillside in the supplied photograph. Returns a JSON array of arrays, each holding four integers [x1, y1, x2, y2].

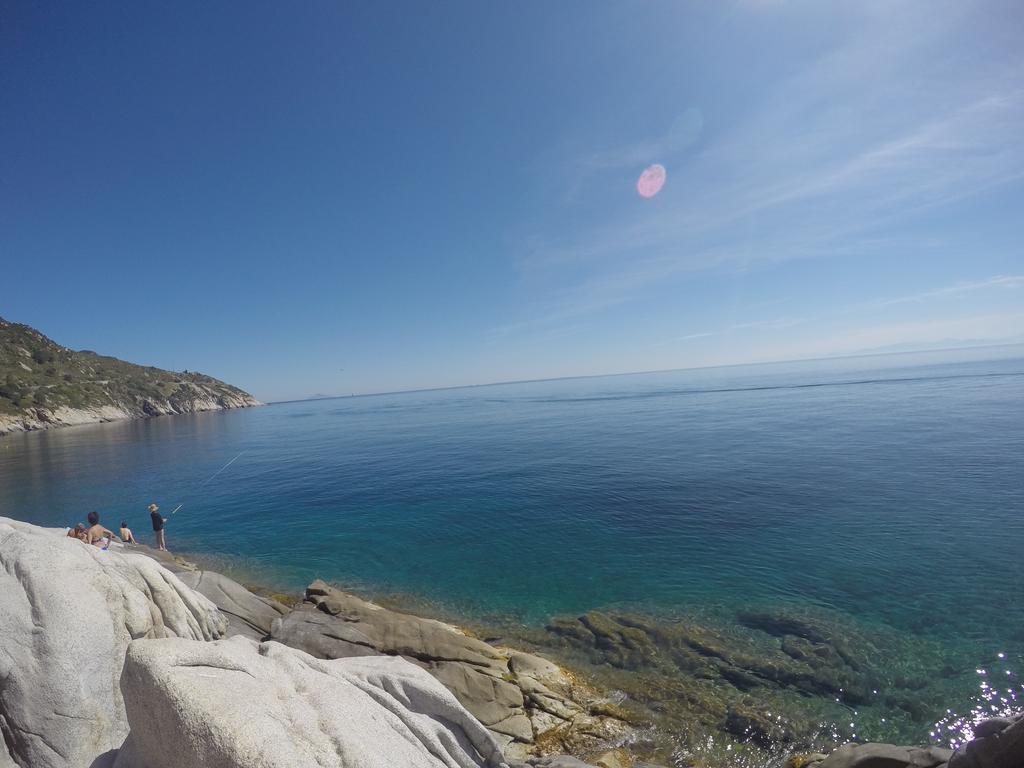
[[0, 316, 257, 423]]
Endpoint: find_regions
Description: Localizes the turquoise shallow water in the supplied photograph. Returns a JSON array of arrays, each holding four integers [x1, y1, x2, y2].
[[2, 347, 1023, 750]]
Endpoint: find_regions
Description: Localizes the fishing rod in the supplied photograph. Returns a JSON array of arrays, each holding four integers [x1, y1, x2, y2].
[[63, 452, 245, 529], [168, 452, 244, 518]]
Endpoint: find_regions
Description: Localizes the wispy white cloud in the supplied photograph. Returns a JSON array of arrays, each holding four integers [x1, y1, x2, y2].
[[652, 273, 1024, 353], [581, 109, 704, 170], [655, 316, 806, 347], [500, 2, 1024, 342], [731, 317, 805, 331], [753, 310, 1024, 362], [873, 275, 1024, 307], [726, 89, 1024, 224], [525, 87, 1024, 278]]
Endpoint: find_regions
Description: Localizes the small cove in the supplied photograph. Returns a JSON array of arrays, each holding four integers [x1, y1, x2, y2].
[[2, 347, 1022, 757]]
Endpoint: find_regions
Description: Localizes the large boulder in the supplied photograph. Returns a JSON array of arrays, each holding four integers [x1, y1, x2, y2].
[[815, 743, 951, 768], [806, 716, 1024, 768], [176, 570, 289, 640], [113, 635, 509, 768], [125, 543, 291, 641], [948, 713, 1024, 768], [0, 518, 227, 768], [270, 581, 629, 758]]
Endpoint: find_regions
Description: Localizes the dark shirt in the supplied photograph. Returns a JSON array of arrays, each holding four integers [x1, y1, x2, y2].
[[150, 511, 164, 531]]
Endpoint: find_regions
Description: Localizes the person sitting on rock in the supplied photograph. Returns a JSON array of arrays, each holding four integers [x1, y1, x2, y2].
[[119, 520, 138, 544], [85, 511, 116, 548], [66, 523, 88, 542]]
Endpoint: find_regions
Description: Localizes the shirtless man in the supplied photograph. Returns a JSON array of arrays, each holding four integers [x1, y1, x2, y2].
[[85, 511, 116, 548], [119, 521, 138, 544]]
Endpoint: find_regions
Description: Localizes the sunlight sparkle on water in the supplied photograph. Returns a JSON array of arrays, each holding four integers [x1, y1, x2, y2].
[[929, 656, 1023, 749], [637, 163, 666, 198]]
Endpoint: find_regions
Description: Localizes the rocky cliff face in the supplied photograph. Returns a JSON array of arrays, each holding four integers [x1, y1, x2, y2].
[[0, 316, 260, 436]]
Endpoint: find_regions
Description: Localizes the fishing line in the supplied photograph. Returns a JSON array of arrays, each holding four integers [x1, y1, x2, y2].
[[198, 452, 243, 489], [169, 452, 244, 517]]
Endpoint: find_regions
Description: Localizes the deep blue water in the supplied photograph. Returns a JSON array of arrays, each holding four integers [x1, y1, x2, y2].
[[3, 348, 1023, 719]]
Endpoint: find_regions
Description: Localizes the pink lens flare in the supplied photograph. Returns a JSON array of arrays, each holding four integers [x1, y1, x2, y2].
[[636, 164, 666, 198]]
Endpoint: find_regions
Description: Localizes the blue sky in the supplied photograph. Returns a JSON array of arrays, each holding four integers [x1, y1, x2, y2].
[[2, 1, 1022, 401]]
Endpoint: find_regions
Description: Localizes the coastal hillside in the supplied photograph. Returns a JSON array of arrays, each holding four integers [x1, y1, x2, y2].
[[0, 316, 260, 436]]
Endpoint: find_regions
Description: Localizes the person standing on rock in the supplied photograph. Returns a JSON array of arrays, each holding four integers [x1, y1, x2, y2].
[[149, 503, 167, 551]]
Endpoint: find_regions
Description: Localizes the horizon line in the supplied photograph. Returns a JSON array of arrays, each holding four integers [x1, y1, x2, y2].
[[266, 340, 1024, 405]]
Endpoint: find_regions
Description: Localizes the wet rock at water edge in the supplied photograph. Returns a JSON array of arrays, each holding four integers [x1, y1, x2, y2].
[[176, 569, 290, 640], [947, 713, 1024, 768], [269, 580, 632, 758], [814, 743, 952, 768]]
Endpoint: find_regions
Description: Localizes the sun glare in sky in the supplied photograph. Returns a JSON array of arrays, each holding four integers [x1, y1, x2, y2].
[[636, 163, 667, 198], [2, 3, 1022, 399]]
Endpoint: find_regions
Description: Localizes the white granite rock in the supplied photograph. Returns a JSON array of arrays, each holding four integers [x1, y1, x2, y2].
[[176, 570, 289, 640], [0, 518, 226, 768], [113, 635, 509, 768]]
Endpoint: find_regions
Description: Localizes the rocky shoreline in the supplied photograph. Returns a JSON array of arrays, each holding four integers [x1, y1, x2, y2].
[[0, 515, 1019, 768], [0, 393, 262, 436], [0, 316, 262, 436]]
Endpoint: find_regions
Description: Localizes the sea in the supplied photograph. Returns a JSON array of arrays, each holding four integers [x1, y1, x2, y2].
[[2, 346, 1022, 761]]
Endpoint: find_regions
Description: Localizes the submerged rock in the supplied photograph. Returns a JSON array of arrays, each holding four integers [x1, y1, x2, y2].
[[270, 581, 630, 758], [547, 608, 871, 702], [519, 753, 668, 768], [724, 703, 793, 748], [0, 517, 226, 768], [534, 601, 975, 756], [112, 635, 508, 768], [525, 757, 594, 768]]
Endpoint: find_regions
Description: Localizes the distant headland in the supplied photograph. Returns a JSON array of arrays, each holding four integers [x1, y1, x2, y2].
[[0, 316, 260, 436]]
